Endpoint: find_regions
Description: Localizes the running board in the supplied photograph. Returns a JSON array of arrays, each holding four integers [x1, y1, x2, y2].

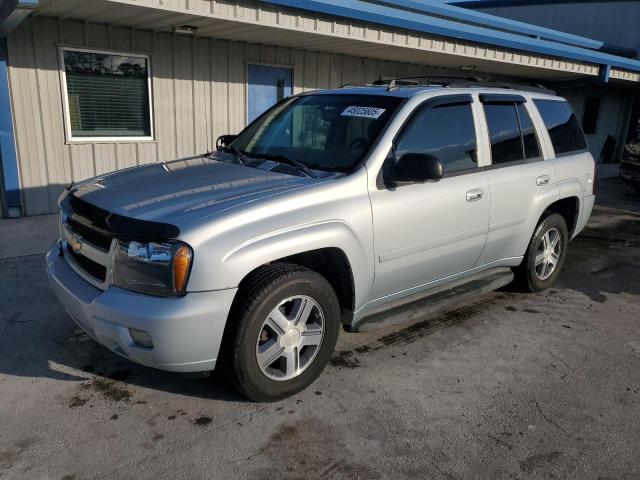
[[347, 267, 514, 333]]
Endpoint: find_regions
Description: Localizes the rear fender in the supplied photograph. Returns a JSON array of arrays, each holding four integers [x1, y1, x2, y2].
[[512, 184, 560, 256]]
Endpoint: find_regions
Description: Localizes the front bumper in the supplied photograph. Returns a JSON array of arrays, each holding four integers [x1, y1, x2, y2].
[[46, 243, 237, 372]]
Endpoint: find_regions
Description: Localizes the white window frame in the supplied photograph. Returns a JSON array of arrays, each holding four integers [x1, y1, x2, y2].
[[59, 46, 155, 143]]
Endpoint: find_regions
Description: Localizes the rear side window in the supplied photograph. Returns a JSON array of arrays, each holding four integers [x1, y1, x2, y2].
[[534, 99, 587, 156], [395, 103, 477, 174], [484, 101, 541, 164], [517, 104, 541, 160], [484, 104, 524, 164]]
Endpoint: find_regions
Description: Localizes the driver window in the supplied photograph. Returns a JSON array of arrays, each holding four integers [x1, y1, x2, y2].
[[395, 103, 478, 174]]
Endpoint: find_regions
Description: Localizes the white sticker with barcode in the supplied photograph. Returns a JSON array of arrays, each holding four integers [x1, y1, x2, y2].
[[341, 106, 386, 119]]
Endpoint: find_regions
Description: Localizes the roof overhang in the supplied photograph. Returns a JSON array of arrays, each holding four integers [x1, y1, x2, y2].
[[0, 0, 38, 36], [31, 0, 640, 84]]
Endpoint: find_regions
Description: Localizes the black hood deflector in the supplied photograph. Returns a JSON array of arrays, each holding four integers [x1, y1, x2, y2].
[[59, 189, 180, 241]]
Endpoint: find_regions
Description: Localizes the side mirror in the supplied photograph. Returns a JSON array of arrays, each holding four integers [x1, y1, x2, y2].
[[216, 134, 237, 151], [392, 153, 444, 185]]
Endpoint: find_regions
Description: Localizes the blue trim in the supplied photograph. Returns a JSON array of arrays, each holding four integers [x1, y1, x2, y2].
[[446, 0, 634, 7], [369, 0, 602, 50], [258, 0, 640, 72], [0, 38, 21, 211], [0, 0, 38, 215]]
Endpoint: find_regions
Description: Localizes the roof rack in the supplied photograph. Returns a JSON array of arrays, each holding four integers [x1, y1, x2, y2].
[[366, 76, 555, 94]]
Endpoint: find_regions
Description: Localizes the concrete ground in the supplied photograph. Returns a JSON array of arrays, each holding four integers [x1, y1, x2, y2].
[[1, 174, 639, 480], [0, 213, 58, 260]]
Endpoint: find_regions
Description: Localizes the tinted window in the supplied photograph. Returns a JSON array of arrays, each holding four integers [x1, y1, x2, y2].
[[395, 103, 477, 174], [484, 103, 523, 164], [534, 100, 587, 155], [63, 50, 151, 138], [517, 104, 541, 160]]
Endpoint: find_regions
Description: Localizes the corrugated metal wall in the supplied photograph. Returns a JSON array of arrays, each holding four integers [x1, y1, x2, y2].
[[7, 16, 432, 215], [560, 87, 628, 161]]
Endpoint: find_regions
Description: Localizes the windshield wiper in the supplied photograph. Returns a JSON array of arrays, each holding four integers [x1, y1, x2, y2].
[[248, 152, 316, 178]]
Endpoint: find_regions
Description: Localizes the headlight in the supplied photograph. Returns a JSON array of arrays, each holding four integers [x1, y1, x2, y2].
[[113, 240, 193, 297]]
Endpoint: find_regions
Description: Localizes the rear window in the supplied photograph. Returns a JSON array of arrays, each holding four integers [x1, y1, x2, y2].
[[534, 100, 587, 156]]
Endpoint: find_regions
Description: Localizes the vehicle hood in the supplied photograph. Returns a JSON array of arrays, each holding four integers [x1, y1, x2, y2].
[[68, 156, 316, 225]]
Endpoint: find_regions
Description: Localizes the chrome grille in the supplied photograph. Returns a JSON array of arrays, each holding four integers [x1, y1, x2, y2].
[[60, 213, 115, 290], [65, 217, 112, 251]]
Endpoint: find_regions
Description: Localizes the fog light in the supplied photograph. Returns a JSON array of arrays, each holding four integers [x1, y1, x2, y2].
[[129, 328, 153, 348]]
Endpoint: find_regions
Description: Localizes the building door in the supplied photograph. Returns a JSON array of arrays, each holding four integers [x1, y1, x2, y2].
[[248, 64, 292, 123]]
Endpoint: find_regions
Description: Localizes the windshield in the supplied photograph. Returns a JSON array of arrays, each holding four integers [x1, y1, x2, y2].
[[229, 94, 403, 173]]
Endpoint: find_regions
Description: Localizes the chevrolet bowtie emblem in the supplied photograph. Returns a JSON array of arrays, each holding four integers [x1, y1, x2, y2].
[[65, 228, 83, 254]]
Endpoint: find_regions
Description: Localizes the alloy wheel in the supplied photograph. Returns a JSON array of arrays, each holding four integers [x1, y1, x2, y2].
[[534, 227, 562, 281], [256, 295, 325, 381]]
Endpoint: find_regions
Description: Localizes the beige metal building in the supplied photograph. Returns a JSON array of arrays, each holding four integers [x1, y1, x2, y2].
[[0, 0, 638, 217]]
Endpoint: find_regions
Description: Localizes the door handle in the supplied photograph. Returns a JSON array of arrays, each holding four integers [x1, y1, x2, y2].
[[466, 189, 484, 202], [536, 175, 550, 186]]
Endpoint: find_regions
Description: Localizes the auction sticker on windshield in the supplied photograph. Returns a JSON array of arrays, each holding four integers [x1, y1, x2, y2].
[[341, 106, 386, 119]]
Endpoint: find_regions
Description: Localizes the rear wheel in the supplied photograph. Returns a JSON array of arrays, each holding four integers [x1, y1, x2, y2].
[[221, 264, 340, 402], [515, 213, 569, 293]]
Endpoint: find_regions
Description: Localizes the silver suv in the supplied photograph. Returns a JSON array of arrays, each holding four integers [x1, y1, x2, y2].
[[47, 79, 596, 401]]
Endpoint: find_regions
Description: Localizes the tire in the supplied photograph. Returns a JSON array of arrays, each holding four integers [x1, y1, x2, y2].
[[514, 213, 569, 293], [221, 263, 340, 402]]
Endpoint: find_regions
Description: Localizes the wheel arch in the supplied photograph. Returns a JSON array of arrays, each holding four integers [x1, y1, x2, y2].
[[542, 195, 580, 237], [222, 220, 370, 322], [274, 248, 356, 321]]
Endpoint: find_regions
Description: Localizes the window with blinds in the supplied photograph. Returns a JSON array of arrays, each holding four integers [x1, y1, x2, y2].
[[62, 49, 152, 139]]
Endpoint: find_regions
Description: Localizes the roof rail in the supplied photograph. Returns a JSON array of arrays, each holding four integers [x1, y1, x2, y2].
[[372, 75, 481, 90], [447, 79, 555, 94], [369, 76, 555, 94]]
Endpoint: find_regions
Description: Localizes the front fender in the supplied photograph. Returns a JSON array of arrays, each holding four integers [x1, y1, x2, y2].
[[203, 220, 373, 312]]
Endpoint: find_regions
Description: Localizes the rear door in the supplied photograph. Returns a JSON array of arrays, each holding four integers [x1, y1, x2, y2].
[[369, 95, 490, 300], [476, 94, 557, 265]]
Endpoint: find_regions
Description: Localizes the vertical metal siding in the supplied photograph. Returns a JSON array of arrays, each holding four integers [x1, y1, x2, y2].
[[562, 88, 628, 159], [8, 15, 433, 215]]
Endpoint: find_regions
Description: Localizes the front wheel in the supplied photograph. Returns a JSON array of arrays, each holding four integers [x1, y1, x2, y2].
[[221, 264, 340, 402], [515, 213, 569, 293]]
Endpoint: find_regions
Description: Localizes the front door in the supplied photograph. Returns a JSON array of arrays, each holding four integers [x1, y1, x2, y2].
[[248, 64, 293, 123], [369, 97, 490, 301]]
